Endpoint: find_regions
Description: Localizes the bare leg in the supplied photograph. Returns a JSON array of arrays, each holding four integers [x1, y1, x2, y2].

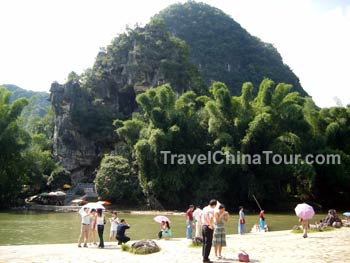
[[302, 220, 308, 238], [214, 245, 218, 257]]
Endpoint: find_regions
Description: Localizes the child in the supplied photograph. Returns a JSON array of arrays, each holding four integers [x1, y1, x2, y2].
[[109, 211, 120, 241]]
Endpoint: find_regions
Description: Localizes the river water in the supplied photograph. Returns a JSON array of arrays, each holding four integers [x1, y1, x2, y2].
[[0, 210, 326, 245]]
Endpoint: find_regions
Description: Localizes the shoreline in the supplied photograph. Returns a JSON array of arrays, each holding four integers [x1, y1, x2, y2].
[[1, 228, 350, 263]]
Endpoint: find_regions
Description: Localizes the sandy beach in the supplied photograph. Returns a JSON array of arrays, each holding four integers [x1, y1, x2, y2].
[[1, 228, 350, 263]]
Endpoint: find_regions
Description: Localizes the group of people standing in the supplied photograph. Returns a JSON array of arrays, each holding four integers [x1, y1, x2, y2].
[[77, 208, 130, 248], [186, 200, 266, 263], [186, 200, 230, 262]]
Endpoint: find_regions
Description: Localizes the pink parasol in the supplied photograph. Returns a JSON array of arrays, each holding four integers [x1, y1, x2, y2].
[[294, 203, 315, 220], [153, 215, 171, 223]]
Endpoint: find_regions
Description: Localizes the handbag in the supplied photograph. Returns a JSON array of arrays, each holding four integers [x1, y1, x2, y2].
[[240, 219, 245, 224], [238, 249, 250, 262]]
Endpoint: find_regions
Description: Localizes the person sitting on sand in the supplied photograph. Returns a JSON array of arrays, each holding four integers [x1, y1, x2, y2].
[[116, 219, 130, 245], [161, 221, 172, 239], [158, 221, 167, 239]]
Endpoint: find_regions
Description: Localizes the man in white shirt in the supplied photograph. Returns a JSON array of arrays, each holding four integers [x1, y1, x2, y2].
[[78, 207, 90, 247], [201, 199, 217, 263]]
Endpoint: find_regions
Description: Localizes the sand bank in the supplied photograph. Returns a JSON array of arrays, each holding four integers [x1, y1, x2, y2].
[[1, 228, 350, 263]]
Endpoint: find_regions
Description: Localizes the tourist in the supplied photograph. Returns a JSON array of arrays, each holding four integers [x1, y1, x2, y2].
[[201, 199, 217, 263], [109, 211, 120, 241], [162, 221, 172, 239], [158, 221, 167, 239], [116, 219, 131, 244], [77, 207, 90, 248], [186, 204, 195, 239], [89, 209, 97, 245], [193, 206, 203, 238], [238, 206, 245, 234], [213, 204, 229, 260], [96, 208, 105, 248], [259, 210, 265, 232]]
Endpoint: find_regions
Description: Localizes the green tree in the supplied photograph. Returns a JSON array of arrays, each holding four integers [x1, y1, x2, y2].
[[95, 154, 142, 205], [0, 88, 30, 207]]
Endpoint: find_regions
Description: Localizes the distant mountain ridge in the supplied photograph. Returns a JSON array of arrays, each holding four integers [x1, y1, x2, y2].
[[1, 84, 50, 117], [154, 1, 307, 96]]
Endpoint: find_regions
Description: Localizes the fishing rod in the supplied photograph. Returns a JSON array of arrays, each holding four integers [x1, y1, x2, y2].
[[252, 194, 263, 211]]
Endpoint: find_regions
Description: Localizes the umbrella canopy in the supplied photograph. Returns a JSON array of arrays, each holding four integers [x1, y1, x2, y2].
[[71, 199, 87, 205], [97, 201, 111, 206], [154, 215, 171, 223], [82, 202, 105, 210], [79, 202, 105, 216], [343, 212, 350, 217], [295, 203, 315, 220]]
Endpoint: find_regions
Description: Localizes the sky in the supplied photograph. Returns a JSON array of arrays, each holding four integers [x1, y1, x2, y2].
[[0, 0, 349, 108]]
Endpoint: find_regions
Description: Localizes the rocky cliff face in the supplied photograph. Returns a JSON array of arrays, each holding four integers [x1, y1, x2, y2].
[[50, 82, 107, 184], [50, 21, 201, 184]]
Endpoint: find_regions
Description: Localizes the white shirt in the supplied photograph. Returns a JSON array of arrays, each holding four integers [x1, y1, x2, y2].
[[193, 208, 202, 222], [96, 215, 105, 225], [110, 217, 120, 231], [80, 210, 90, 224], [201, 205, 214, 227]]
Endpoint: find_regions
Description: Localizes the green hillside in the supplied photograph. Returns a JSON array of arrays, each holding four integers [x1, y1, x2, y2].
[[154, 1, 306, 96], [1, 84, 50, 118]]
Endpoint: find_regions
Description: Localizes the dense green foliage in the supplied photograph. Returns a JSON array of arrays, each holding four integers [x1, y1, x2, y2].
[[115, 82, 350, 210], [0, 88, 30, 207], [0, 88, 65, 208], [154, 2, 306, 96], [95, 154, 143, 206], [67, 19, 205, 139]]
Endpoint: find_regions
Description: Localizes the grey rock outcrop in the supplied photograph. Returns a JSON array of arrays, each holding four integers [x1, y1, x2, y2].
[[50, 81, 115, 184], [131, 240, 160, 254]]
